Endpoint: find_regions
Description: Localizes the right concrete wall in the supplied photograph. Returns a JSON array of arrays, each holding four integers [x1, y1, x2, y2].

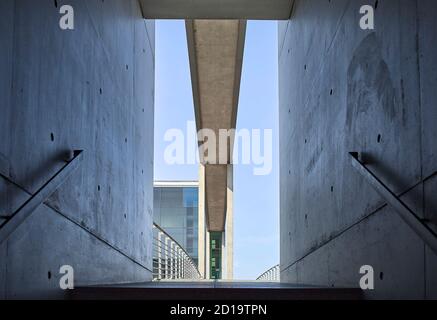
[[279, 0, 437, 299]]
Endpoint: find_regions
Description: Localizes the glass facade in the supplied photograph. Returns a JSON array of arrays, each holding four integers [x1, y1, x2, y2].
[[154, 184, 199, 265]]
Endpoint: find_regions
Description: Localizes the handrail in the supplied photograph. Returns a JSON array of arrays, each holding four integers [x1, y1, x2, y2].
[[0, 150, 84, 244], [349, 152, 437, 255], [153, 223, 194, 261], [152, 222, 201, 280], [257, 264, 280, 281]]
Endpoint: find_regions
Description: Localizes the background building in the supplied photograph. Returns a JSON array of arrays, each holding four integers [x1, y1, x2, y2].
[[154, 177, 234, 280], [154, 181, 199, 265]]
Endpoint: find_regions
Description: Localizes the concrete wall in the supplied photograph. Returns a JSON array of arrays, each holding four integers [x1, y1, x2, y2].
[[0, 0, 155, 299], [279, 0, 437, 299]]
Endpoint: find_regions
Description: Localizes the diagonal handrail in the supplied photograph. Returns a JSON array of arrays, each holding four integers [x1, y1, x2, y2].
[[0, 150, 84, 244], [257, 264, 280, 281], [349, 152, 437, 255], [152, 222, 201, 280]]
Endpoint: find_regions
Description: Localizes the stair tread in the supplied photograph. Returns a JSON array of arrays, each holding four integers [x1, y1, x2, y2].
[[71, 281, 363, 300]]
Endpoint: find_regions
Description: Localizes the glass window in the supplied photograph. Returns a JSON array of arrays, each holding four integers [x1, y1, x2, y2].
[[153, 185, 199, 264]]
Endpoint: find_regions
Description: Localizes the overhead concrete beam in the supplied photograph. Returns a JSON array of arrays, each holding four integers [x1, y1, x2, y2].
[[204, 165, 228, 231], [186, 20, 245, 149], [140, 0, 294, 20], [186, 20, 246, 231]]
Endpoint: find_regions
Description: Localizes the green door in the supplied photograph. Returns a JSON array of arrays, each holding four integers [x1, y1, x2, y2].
[[210, 232, 222, 279]]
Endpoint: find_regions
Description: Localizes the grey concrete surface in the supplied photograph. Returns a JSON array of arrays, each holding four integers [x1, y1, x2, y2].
[[72, 280, 363, 300], [0, 0, 155, 298], [0, 245, 5, 299], [140, 0, 295, 20], [418, 0, 437, 179], [6, 205, 150, 299], [186, 20, 245, 232], [279, 0, 437, 299], [77, 280, 355, 289], [281, 204, 425, 299]]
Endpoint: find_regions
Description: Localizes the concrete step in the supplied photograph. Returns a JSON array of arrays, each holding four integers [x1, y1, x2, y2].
[[70, 281, 363, 300]]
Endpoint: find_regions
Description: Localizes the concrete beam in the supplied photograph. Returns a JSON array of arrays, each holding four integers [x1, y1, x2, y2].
[[140, 0, 294, 20], [186, 20, 245, 231], [204, 165, 228, 231]]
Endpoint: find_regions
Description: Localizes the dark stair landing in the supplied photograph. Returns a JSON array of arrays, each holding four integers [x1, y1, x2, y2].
[[70, 281, 363, 300]]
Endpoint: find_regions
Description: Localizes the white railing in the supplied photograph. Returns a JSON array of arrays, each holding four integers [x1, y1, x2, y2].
[[152, 223, 201, 280], [256, 264, 280, 281]]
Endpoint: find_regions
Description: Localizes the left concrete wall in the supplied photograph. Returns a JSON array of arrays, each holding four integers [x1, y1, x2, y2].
[[0, 0, 155, 299]]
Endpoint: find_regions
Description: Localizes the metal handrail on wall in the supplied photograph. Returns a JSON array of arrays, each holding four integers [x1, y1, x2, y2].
[[152, 223, 201, 280], [0, 150, 84, 244], [349, 152, 437, 255], [257, 264, 280, 281]]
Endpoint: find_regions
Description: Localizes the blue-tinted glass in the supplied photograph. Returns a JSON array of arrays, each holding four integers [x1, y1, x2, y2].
[[183, 188, 198, 207], [153, 185, 199, 264]]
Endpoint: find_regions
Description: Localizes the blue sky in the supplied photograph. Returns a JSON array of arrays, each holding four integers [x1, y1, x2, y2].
[[154, 20, 279, 280]]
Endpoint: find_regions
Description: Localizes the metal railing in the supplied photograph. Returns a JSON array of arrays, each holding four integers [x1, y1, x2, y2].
[[152, 223, 201, 280], [349, 152, 437, 255], [0, 150, 84, 244], [257, 264, 280, 281]]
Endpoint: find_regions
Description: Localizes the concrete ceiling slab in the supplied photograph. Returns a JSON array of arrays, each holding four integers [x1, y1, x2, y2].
[[140, 0, 294, 20]]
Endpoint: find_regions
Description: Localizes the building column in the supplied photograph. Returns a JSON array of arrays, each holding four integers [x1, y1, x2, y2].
[[198, 164, 207, 278], [223, 164, 234, 280]]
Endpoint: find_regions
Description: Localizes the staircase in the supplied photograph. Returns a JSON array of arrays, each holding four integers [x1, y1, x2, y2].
[[70, 281, 362, 300]]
